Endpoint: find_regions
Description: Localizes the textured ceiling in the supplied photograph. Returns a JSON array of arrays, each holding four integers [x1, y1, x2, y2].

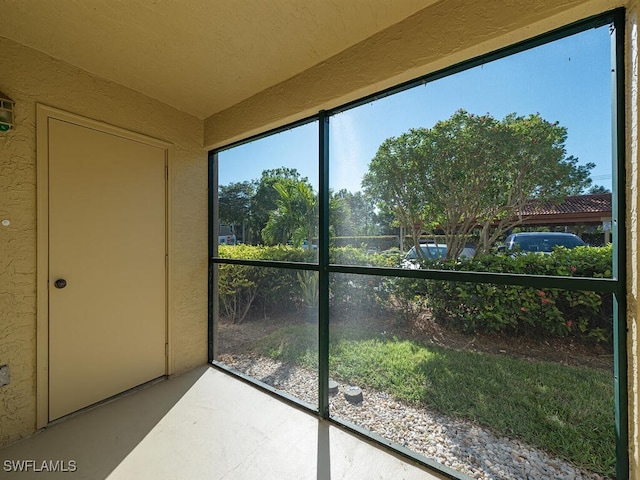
[[0, 0, 436, 118]]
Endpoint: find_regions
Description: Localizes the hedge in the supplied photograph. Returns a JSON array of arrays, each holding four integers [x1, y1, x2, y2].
[[217, 245, 311, 323], [391, 245, 613, 343], [218, 244, 613, 343], [217, 245, 393, 323], [333, 235, 399, 251]]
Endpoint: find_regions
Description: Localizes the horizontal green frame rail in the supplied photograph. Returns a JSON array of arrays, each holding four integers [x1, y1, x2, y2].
[[210, 257, 619, 293], [211, 257, 319, 271], [330, 264, 620, 293]]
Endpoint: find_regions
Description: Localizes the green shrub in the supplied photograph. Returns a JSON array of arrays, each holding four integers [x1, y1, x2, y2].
[[333, 235, 399, 251], [392, 245, 613, 342], [329, 246, 395, 313], [218, 245, 394, 322], [218, 245, 313, 323]]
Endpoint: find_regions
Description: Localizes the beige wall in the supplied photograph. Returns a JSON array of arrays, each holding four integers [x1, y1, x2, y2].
[[0, 36, 207, 446], [627, 3, 640, 476]]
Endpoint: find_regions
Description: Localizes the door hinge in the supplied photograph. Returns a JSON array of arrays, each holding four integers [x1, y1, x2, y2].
[[165, 165, 169, 179], [165, 344, 169, 357]]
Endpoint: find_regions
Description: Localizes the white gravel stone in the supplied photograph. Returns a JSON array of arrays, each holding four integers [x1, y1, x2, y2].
[[219, 354, 609, 480]]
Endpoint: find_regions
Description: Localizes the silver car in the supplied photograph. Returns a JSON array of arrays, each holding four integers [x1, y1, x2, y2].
[[402, 243, 474, 268]]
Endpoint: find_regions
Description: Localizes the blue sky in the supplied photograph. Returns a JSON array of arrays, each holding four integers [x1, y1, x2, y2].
[[219, 24, 613, 193]]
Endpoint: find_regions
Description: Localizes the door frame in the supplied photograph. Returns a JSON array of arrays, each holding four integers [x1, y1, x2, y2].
[[36, 104, 173, 428]]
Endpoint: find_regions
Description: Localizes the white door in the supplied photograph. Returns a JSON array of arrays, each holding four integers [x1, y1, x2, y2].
[[47, 117, 167, 421]]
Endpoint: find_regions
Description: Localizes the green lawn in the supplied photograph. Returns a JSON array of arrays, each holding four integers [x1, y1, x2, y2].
[[255, 322, 615, 477]]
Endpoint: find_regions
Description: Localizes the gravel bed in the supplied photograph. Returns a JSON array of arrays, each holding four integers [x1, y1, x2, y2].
[[218, 354, 608, 480]]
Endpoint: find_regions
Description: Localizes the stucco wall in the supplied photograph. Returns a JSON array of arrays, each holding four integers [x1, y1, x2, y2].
[[0, 36, 207, 446], [627, 3, 640, 476]]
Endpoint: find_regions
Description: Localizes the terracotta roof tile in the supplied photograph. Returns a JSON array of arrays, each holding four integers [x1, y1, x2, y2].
[[519, 193, 612, 216]]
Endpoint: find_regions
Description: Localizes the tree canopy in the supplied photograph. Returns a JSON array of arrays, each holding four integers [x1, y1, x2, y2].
[[362, 110, 594, 258], [218, 181, 254, 231], [245, 168, 304, 244], [262, 178, 317, 247], [331, 189, 380, 237], [219, 168, 385, 246]]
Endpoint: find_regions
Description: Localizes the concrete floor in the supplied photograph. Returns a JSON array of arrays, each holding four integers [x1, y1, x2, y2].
[[0, 366, 448, 480]]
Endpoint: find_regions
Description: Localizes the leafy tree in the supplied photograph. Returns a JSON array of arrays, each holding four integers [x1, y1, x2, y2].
[[218, 181, 254, 241], [251, 168, 306, 243], [471, 112, 592, 254], [373, 207, 398, 236], [331, 189, 378, 237], [588, 185, 610, 194], [361, 130, 430, 253], [363, 110, 593, 258], [329, 190, 350, 237], [262, 179, 317, 246]]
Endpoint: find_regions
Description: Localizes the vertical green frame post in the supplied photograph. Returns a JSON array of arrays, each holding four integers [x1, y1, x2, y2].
[[318, 111, 331, 418], [208, 151, 219, 363], [611, 9, 629, 479]]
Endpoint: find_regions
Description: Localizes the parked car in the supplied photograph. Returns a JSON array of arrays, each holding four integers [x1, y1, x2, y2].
[[498, 232, 585, 254], [301, 240, 317, 250], [218, 225, 236, 245], [402, 242, 474, 268]]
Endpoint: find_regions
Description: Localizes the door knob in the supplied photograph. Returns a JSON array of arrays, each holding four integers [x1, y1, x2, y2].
[[54, 279, 67, 289]]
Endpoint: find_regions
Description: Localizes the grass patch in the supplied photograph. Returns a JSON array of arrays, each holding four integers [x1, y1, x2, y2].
[[255, 323, 614, 477]]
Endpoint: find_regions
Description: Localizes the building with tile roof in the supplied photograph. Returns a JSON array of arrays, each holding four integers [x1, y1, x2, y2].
[[518, 193, 612, 226]]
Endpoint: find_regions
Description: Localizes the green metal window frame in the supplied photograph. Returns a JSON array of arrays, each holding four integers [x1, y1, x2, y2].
[[209, 9, 627, 479]]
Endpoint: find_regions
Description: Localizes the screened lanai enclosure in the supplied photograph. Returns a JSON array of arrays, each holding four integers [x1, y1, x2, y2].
[[210, 11, 625, 480]]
